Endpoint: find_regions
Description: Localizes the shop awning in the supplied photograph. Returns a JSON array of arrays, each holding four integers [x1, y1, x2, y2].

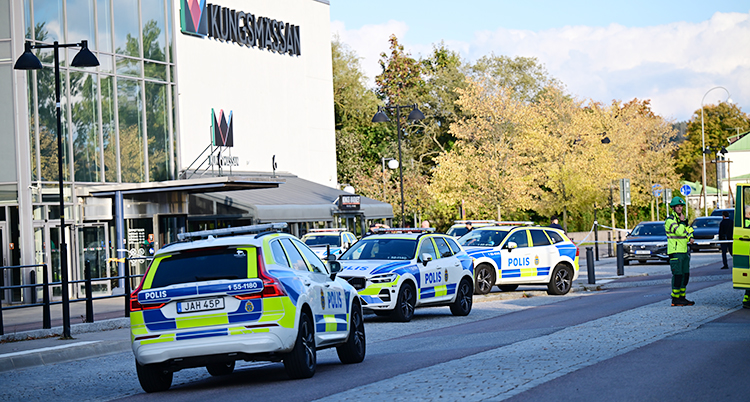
[[83, 175, 283, 197]]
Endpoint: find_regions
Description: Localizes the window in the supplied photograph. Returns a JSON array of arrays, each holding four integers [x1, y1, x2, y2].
[[340, 239, 417, 261], [418, 239, 438, 262], [149, 247, 250, 289], [270, 240, 290, 268], [292, 239, 327, 274], [545, 230, 565, 244], [446, 237, 462, 254], [458, 229, 508, 247], [530, 230, 551, 247], [433, 237, 453, 258], [302, 234, 340, 247], [506, 230, 529, 248], [280, 238, 308, 271], [745, 187, 750, 228]]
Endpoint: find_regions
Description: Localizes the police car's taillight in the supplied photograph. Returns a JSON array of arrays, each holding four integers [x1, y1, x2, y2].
[[235, 250, 286, 300], [129, 292, 165, 312], [576, 247, 580, 257]]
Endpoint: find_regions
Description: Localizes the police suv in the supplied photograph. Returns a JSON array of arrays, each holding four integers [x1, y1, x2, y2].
[[446, 220, 497, 238], [333, 228, 474, 322], [130, 223, 365, 392], [458, 224, 579, 295], [301, 228, 357, 259]]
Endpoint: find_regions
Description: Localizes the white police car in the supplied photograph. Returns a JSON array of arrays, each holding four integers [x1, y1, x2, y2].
[[459, 225, 579, 295], [446, 220, 497, 238], [301, 228, 357, 259], [130, 223, 365, 392], [333, 228, 474, 322]]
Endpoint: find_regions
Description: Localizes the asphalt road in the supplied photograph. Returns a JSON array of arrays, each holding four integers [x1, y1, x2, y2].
[[0, 253, 744, 402]]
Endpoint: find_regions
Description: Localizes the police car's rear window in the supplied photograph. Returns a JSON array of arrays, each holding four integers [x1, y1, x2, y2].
[[149, 247, 250, 289], [303, 234, 341, 247], [340, 238, 417, 260]]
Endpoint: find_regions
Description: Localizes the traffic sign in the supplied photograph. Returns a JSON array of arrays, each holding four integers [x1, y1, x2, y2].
[[665, 188, 672, 201], [652, 183, 662, 197], [680, 184, 692, 196], [620, 178, 631, 206]]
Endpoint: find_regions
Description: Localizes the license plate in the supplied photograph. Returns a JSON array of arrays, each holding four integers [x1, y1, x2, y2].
[[635, 250, 651, 255], [177, 298, 225, 313]]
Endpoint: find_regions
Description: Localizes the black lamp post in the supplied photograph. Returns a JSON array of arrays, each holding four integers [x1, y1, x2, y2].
[[14, 40, 99, 339], [372, 104, 425, 227]]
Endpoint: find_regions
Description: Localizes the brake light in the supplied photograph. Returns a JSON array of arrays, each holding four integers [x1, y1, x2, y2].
[[576, 247, 580, 257], [258, 250, 286, 298], [129, 293, 165, 312]]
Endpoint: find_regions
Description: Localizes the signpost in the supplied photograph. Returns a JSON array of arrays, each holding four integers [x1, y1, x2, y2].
[[652, 184, 663, 220], [664, 188, 672, 220], [620, 179, 631, 230]]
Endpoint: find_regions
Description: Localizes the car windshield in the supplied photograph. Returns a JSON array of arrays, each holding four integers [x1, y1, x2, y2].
[[302, 234, 341, 247], [630, 224, 665, 237], [458, 229, 509, 247], [692, 218, 721, 228], [447, 226, 470, 237], [339, 238, 416, 260]]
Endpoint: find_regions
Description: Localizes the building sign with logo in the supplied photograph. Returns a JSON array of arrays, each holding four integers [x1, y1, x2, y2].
[[181, 0, 302, 56], [339, 195, 361, 211], [208, 108, 239, 167]]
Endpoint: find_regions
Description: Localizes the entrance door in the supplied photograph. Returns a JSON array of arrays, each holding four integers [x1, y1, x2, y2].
[[74, 224, 110, 298], [34, 223, 72, 301]]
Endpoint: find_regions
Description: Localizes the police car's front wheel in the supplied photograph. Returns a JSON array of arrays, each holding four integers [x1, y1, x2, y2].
[[135, 360, 172, 393], [336, 300, 366, 364], [392, 283, 416, 322], [547, 264, 573, 295], [283, 310, 316, 379], [474, 264, 495, 295], [450, 278, 473, 316]]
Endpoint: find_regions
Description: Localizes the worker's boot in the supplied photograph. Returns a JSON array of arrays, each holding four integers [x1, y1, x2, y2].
[[679, 297, 695, 306], [671, 297, 686, 307]]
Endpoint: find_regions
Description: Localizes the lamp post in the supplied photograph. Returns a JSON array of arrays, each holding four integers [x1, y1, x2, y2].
[[372, 105, 425, 227], [14, 40, 99, 339], [381, 157, 398, 201], [700, 86, 732, 216], [704, 145, 728, 208]]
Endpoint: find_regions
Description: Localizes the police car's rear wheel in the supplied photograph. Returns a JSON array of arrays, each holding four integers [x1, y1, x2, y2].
[[135, 360, 172, 393], [391, 283, 416, 322], [450, 278, 473, 316], [499, 284, 518, 292], [474, 264, 495, 295], [283, 310, 316, 379], [336, 300, 366, 364], [206, 361, 235, 376], [547, 264, 573, 295]]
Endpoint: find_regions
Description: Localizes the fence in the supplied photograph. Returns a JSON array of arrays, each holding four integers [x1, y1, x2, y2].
[[0, 258, 146, 336]]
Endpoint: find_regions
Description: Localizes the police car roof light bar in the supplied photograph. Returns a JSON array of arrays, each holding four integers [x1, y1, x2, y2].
[[308, 228, 346, 233], [372, 227, 435, 234], [454, 220, 497, 224], [494, 221, 535, 226], [177, 223, 288, 241]]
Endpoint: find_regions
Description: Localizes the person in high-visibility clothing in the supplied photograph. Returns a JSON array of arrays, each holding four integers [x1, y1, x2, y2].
[[665, 196, 695, 306]]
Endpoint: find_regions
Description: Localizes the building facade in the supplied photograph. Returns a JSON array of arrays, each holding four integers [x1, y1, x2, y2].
[[1, 0, 387, 305]]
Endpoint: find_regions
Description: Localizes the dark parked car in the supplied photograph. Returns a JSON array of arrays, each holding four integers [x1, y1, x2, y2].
[[710, 208, 734, 221], [622, 221, 668, 265], [691, 216, 723, 251]]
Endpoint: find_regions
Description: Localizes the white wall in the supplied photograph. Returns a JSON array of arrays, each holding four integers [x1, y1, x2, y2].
[[172, 0, 337, 187]]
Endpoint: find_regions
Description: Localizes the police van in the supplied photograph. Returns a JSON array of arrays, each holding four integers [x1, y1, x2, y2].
[[130, 223, 365, 392], [458, 224, 579, 295], [333, 228, 474, 322], [301, 228, 357, 259]]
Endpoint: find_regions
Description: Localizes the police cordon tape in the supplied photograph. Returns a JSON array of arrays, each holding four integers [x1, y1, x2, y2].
[[574, 221, 733, 247]]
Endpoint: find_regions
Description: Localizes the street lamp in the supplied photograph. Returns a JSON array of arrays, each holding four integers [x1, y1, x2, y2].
[[700, 86, 732, 216], [14, 40, 99, 339], [372, 104, 425, 227], [381, 157, 398, 200], [704, 145, 728, 208]]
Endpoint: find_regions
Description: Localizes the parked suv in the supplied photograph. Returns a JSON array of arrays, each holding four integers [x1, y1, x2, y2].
[[622, 221, 668, 265], [130, 223, 365, 392]]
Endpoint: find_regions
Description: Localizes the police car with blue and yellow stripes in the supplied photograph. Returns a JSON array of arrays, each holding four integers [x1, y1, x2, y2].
[[129, 223, 365, 392], [332, 228, 474, 322], [458, 223, 579, 295]]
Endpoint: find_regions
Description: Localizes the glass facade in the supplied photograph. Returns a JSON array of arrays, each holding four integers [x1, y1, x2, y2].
[[24, 0, 177, 185]]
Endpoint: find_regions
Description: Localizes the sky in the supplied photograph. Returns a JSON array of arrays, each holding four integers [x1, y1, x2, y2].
[[330, 0, 750, 122]]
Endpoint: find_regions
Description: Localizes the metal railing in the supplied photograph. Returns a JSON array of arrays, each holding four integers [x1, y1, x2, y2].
[[0, 259, 147, 336]]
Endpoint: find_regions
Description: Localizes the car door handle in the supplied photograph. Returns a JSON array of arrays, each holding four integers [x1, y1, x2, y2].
[[324, 283, 331, 288], [302, 279, 311, 286], [740, 236, 750, 242]]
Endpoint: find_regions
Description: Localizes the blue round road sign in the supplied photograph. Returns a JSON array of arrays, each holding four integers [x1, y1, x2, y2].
[[680, 184, 692, 196]]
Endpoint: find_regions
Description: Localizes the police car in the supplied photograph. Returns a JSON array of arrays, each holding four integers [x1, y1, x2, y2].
[[446, 220, 497, 238], [333, 228, 474, 322], [458, 224, 579, 295], [301, 228, 357, 259], [130, 223, 365, 393]]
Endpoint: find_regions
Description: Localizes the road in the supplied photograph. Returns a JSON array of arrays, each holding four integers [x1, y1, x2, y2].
[[1, 252, 746, 402]]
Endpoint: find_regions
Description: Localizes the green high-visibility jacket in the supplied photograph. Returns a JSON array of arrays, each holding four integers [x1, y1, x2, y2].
[[665, 215, 694, 254]]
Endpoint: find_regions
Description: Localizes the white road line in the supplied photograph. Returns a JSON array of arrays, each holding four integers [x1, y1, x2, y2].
[[0, 341, 100, 359]]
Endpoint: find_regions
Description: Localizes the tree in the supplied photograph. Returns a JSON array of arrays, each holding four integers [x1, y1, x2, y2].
[[469, 54, 561, 103]]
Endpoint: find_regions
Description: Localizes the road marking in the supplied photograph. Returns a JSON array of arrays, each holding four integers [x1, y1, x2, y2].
[[317, 282, 742, 401], [0, 341, 100, 359]]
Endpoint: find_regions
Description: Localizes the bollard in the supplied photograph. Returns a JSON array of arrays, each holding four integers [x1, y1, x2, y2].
[[586, 247, 595, 284], [608, 232, 612, 257], [124, 262, 131, 317], [42, 264, 51, 329], [616, 242, 624, 276], [30, 270, 37, 304], [85, 260, 94, 323]]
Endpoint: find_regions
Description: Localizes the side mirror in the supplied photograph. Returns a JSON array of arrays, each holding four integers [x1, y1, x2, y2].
[[328, 260, 342, 280], [421, 253, 433, 266], [505, 241, 518, 251], [327, 253, 337, 262]]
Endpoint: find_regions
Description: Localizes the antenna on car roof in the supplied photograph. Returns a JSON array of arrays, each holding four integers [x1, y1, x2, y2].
[[177, 223, 288, 241]]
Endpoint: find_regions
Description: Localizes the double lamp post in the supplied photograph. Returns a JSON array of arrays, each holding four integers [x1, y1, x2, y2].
[[372, 105, 424, 227], [14, 40, 100, 338]]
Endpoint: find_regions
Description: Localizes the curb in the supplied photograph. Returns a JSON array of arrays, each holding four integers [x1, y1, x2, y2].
[[0, 317, 130, 343], [0, 338, 131, 372]]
